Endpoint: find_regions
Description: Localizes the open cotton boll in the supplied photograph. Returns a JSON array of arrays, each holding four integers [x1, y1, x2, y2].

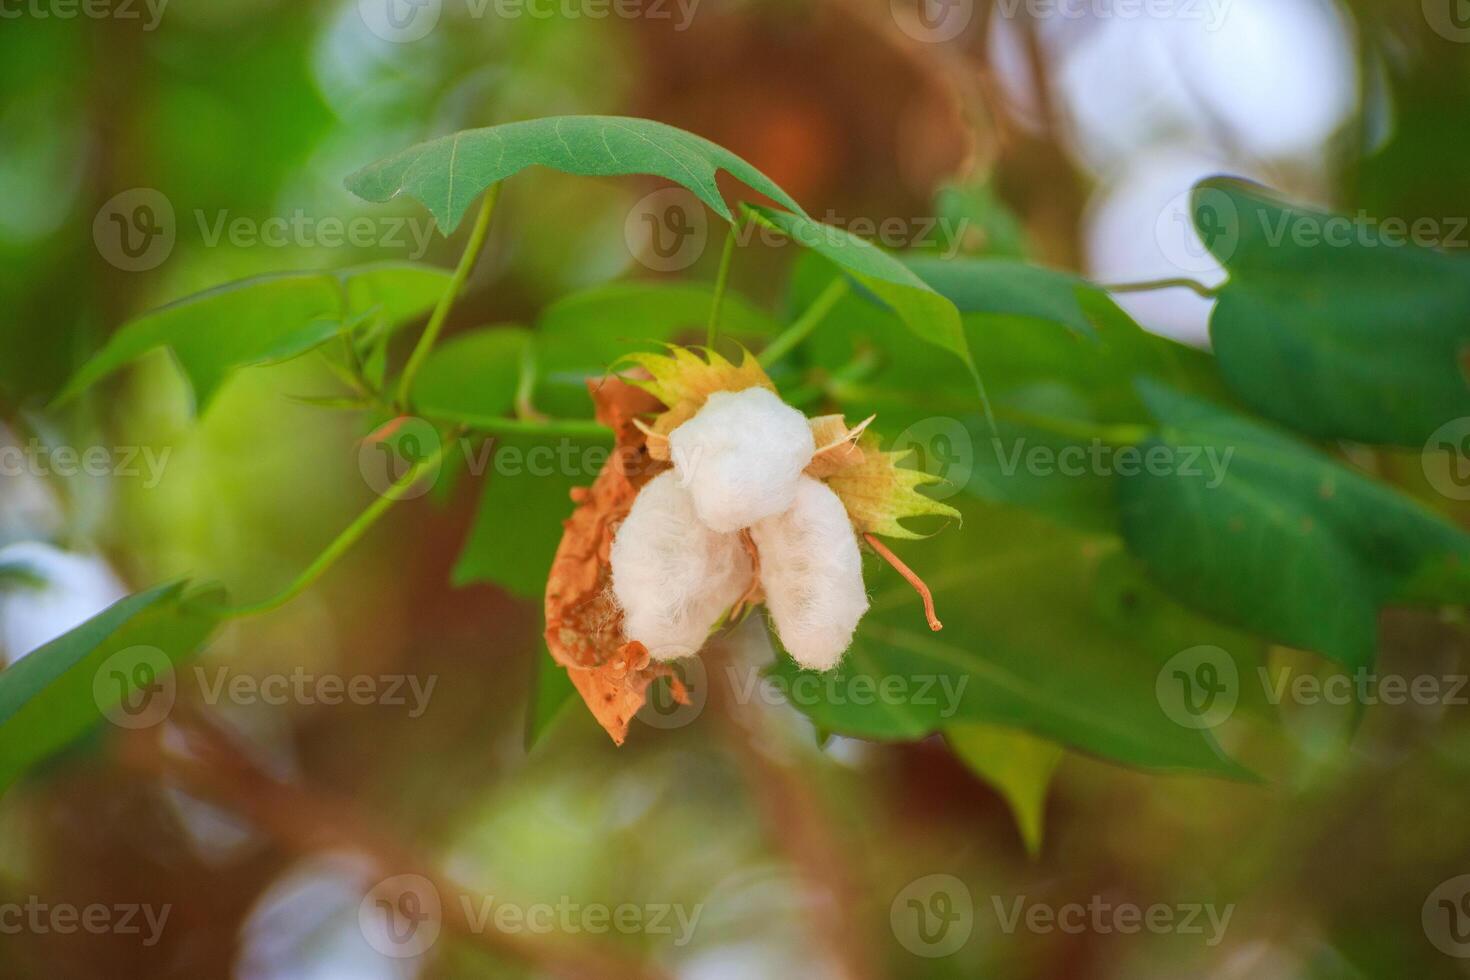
[[749, 476, 869, 671], [610, 471, 752, 660], [668, 387, 816, 534]]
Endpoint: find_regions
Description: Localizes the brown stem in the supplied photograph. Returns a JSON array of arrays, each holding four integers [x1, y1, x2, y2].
[[864, 534, 943, 632], [114, 711, 668, 980]]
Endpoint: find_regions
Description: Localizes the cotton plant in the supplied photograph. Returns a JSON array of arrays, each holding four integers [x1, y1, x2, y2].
[[543, 346, 956, 744]]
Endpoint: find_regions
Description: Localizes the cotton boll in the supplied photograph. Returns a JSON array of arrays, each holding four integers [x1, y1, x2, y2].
[[749, 476, 868, 671], [668, 387, 815, 534], [611, 471, 752, 660], [0, 541, 127, 664]]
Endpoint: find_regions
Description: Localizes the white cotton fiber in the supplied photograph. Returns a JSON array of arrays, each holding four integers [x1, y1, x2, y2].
[[667, 387, 816, 534], [610, 471, 752, 660], [749, 476, 869, 671]]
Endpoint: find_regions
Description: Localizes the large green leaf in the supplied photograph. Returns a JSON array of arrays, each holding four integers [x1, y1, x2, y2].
[[532, 281, 779, 418], [55, 262, 452, 413], [0, 582, 221, 792], [1198, 177, 1470, 446], [345, 116, 804, 234], [745, 205, 970, 371], [793, 258, 1223, 534], [766, 502, 1258, 776], [1119, 383, 1470, 668]]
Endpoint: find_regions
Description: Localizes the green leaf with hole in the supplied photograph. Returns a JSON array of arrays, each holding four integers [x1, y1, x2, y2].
[[766, 502, 1257, 776], [946, 723, 1062, 857], [1197, 177, 1470, 446], [1119, 382, 1470, 668], [345, 116, 804, 234], [0, 582, 222, 792], [745, 204, 970, 371], [55, 262, 452, 414]]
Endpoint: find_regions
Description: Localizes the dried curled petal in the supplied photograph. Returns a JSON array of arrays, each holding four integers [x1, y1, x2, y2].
[[543, 376, 687, 744]]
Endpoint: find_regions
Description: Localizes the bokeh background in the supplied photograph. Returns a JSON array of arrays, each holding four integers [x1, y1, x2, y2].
[[3, 0, 1470, 976]]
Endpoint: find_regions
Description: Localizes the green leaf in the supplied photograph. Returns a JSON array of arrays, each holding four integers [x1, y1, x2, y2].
[[1197, 177, 1470, 446], [345, 115, 804, 234], [1119, 383, 1470, 668], [744, 204, 970, 371], [934, 179, 1031, 259], [453, 434, 604, 598], [906, 257, 1100, 339], [0, 582, 221, 792], [411, 326, 530, 422], [945, 723, 1062, 856], [766, 503, 1257, 776], [55, 262, 452, 414], [532, 281, 779, 417]]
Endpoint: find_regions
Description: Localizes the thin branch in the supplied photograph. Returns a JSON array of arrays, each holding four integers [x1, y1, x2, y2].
[[705, 221, 739, 349], [1103, 277, 1221, 300], [758, 278, 849, 367], [396, 184, 501, 409]]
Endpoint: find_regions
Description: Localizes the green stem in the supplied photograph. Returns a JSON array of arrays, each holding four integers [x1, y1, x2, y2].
[[705, 222, 739, 348], [1104, 276, 1220, 300], [395, 184, 501, 409], [758, 278, 849, 367], [207, 434, 454, 619], [419, 411, 611, 439]]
